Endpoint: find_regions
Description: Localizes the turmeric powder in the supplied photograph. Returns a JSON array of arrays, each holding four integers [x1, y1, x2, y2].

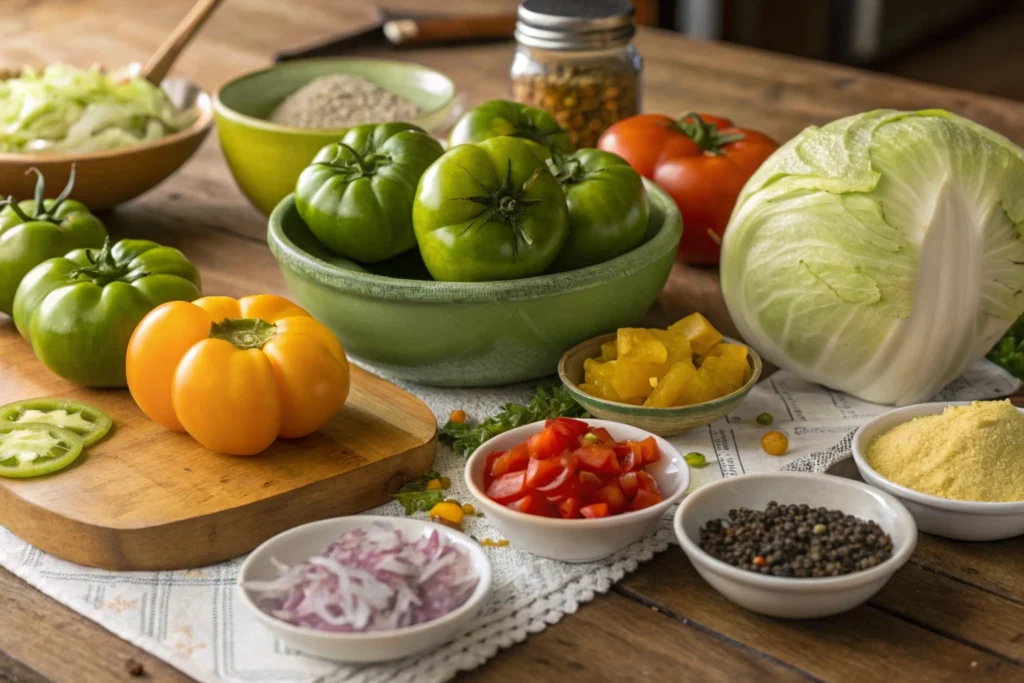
[[867, 400, 1024, 502]]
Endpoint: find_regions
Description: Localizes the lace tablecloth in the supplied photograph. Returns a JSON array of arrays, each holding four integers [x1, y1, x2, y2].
[[0, 361, 1016, 683]]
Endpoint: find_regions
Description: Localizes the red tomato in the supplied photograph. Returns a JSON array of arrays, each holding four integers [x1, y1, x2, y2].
[[557, 497, 581, 519], [546, 417, 589, 440], [490, 444, 530, 480], [577, 471, 604, 497], [598, 112, 778, 264], [580, 503, 610, 519], [507, 494, 558, 517], [590, 427, 615, 445], [486, 471, 527, 503], [639, 437, 661, 465], [527, 426, 569, 460], [575, 443, 621, 476], [591, 481, 627, 514], [630, 489, 663, 511], [536, 455, 579, 497], [525, 456, 564, 489], [635, 470, 660, 495], [619, 471, 639, 500], [618, 441, 643, 473]]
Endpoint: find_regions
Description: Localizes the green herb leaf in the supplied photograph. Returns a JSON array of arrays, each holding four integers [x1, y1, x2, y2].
[[391, 470, 445, 515], [439, 385, 588, 457], [988, 315, 1024, 379]]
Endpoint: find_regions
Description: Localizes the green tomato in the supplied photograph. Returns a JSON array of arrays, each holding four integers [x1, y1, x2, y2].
[[13, 238, 202, 388], [448, 100, 573, 155], [413, 136, 570, 282], [295, 122, 444, 263], [0, 398, 113, 446], [547, 149, 650, 271], [0, 423, 85, 478], [0, 168, 107, 316]]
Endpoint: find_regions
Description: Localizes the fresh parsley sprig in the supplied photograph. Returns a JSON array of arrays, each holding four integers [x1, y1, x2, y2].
[[392, 470, 446, 515], [440, 385, 588, 458], [988, 315, 1024, 379]]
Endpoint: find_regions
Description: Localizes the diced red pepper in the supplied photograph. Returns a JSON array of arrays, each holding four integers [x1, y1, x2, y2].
[[557, 497, 581, 519], [576, 471, 603, 497], [525, 455, 565, 489], [590, 427, 615, 445], [630, 489, 663, 511], [635, 470, 661, 495], [590, 481, 627, 514], [618, 441, 644, 473], [527, 426, 569, 460], [486, 471, 528, 503], [490, 444, 529, 480], [580, 503, 610, 519], [507, 494, 558, 517], [575, 443, 621, 476], [619, 471, 639, 500], [547, 417, 589, 440], [639, 436, 661, 464]]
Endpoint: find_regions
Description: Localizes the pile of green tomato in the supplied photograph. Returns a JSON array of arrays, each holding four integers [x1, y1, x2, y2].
[[293, 99, 651, 281], [0, 169, 201, 387]]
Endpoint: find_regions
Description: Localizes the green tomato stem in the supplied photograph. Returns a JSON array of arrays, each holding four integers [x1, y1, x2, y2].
[[675, 112, 745, 156], [209, 318, 277, 350]]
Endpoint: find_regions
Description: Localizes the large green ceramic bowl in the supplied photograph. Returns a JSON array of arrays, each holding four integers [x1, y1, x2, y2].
[[214, 59, 457, 215], [268, 179, 682, 387]]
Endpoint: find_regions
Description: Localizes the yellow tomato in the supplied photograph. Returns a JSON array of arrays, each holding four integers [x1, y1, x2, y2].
[[126, 295, 350, 456]]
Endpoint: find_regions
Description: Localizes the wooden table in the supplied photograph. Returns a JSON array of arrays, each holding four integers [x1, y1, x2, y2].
[[3, 2, 1024, 681]]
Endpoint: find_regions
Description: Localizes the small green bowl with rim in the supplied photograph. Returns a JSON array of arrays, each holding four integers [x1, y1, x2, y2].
[[558, 333, 762, 436], [268, 179, 681, 387], [214, 58, 458, 215]]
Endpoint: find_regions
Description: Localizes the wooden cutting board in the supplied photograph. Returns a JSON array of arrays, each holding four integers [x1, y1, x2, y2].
[[0, 318, 438, 571]]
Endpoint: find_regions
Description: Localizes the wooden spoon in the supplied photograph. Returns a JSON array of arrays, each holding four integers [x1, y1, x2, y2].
[[142, 0, 224, 85]]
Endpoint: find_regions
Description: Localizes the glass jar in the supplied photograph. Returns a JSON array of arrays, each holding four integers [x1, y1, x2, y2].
[[511, 0, 642, 148]]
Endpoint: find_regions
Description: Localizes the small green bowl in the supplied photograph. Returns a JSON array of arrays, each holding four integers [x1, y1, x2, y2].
[[558, 333, 762, 436], [214, 58, 457, 215], [268, 179, 682, 387]]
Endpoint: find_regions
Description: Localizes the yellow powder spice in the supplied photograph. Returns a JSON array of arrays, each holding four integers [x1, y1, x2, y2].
[[867, 400, 1024, 502]]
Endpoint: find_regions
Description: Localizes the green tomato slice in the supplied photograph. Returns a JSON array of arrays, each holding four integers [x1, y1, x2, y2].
[[0, 423, 85, 478], [0, 398, 113, 446]]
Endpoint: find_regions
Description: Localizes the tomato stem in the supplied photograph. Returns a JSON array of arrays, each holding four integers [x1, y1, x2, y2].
[[675, 112, 745, 156], [209, 318, 277, 350]]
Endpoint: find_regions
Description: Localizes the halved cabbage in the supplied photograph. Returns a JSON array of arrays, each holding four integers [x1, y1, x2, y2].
[[720, 110, 1024, 405]]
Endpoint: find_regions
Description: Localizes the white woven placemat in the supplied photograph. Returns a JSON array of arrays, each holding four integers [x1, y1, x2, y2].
[[0, 361, 1016, 683]]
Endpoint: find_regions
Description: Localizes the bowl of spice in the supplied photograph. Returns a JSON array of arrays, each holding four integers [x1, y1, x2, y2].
[[674, 472, 916, 619], [852, 400, 1024, 541], [214, 59, 458, 215], [238, 516, 491, 662]]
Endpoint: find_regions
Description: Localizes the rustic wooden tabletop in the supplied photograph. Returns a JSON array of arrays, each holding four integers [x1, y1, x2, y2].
[[2, 1, 1024, 681]]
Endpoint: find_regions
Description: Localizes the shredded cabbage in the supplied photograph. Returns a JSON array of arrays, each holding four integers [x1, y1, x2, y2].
[[0, 64, 197, 154]]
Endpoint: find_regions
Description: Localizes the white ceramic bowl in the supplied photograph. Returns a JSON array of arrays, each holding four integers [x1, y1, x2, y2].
[[237, 515, 492, 662], [674, 472, 917, 619], [852, 402, 1024, 541], [465, 419, 689, 562]]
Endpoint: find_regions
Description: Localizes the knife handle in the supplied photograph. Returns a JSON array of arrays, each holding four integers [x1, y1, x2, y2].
[[383, 14, 518, 46]]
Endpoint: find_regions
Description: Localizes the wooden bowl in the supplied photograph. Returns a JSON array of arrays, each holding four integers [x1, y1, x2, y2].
[[558, 332, 762, 436], [0, 78, 213, 210]]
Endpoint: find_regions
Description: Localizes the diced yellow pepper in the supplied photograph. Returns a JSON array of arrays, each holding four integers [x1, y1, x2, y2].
[[610, 360, 659, 400], [601, 340, 618, 361], [649, 329, 693, 366], [669, 313, 724, 356], [429, 502, 465, 528], [644, 361, 716, 407], [580, 382, 622, 402], [616, 328, 668, 364], [703, 343, 748, 365], [699, 356, 746, 396]]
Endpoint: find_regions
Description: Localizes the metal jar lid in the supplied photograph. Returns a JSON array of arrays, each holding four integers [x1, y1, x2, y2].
[[515, 0, 636, 50]]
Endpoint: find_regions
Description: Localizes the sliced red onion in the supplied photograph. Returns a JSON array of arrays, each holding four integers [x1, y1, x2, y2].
[[244, 522, 479, 633]]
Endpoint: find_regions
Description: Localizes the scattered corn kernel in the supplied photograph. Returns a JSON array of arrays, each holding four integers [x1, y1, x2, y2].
[[429, 502, 464, 528], [439, 476, 452, 489], [480, 538, 510, 547], [462, 503, 476, 515], [449, 409, 467, 424], [684, 452, 707, 468], [425, 479, 442, 490], [761, 430, 789, 456]]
